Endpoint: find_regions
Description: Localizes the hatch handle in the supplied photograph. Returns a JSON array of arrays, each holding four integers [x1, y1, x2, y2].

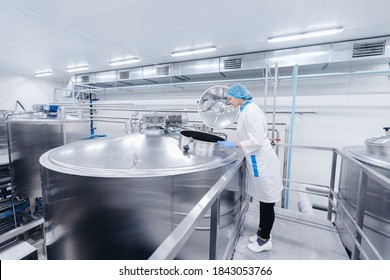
[[183, 137, 194, 151]]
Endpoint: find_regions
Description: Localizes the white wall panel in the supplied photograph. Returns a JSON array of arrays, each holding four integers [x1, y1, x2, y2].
[[0, 73, 64, 111]]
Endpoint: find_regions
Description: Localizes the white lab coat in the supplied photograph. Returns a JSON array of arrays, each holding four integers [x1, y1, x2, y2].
[[238, 102, 283, 203]]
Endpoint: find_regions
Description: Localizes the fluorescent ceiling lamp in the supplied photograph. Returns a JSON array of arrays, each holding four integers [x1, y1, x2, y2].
[[109, 58, 141, 66], [268, 27, 343, 43], [66, 65, 89, 72], [34, 71, 52, 77], [171, 47, 217, 57]]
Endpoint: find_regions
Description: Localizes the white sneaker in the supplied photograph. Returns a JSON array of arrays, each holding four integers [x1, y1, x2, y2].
[[249, 234, 272, 243], [247, 239, 272, 253]]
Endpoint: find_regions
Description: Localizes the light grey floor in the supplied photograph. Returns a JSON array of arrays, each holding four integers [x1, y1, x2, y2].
[[233, 202, 350, 260]]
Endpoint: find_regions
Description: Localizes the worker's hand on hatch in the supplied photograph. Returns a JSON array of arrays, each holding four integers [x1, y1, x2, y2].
[[217, 141, 237, 148]]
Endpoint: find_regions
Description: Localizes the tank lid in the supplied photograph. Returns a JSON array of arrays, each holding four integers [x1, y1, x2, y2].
[[198, 85, 239, 129], [346, 146, 390, 169], [365, 135, 390, 146], [40, 133, 238, 178], [365, 134, 390, 156]]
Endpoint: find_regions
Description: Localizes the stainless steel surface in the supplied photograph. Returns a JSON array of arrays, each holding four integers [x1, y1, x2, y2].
[[0, 241, 38, 260], [0, 218, 44, 244], [40, 132, 242, 259], [8, 115, 89, 198], [149, 158, 243, 260], [179, 130, 224, 157], [198, 85, 239, 129], [336, 145, 390, 259], [0, 110, 12, 159], [365, 134, 390, 156]]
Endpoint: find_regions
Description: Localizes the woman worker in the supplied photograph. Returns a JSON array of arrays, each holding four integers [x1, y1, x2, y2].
[[218, 83, 283, 253]]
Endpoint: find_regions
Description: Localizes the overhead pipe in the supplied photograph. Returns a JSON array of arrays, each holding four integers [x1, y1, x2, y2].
[[76, 69, 390, 94], [66, 106, 317, 115]]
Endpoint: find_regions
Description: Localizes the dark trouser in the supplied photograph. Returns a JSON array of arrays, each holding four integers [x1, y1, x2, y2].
[[256, 201, 275, 239]]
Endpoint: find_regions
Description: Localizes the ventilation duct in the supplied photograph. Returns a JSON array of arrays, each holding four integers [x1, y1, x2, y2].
[[119, 71, 129, 80], [352, 40, 386, 58], [223, 58, 242, 70], [81, 75, 89, 83], [74, 37, 390, 89], [156, 65, 170, 76]]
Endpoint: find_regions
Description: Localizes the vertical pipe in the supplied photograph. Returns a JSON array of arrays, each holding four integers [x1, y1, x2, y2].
[[285, 64, 299, 209], [275, 129, 280, 155], [264, 63, 269, 110], [89, 93, 94, 138], [271, 63, 278, 142], [281, 124, 290, 208], [209, 197, 220, 260], [352, 171, 368, 260], [60, 107, 67, 144], [327, 151, 338, 220]]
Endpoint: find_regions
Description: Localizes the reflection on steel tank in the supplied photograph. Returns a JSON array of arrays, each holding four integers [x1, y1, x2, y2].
[[336, 129, 390, 259], [0, 110, 12, 159], [40, 130, 243, 259], [8, 115, 89, 199], [0, 111, 13, 201]]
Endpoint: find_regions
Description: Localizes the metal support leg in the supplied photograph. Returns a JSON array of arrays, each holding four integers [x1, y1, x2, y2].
[[327, 151, 337, 221], [209, 197, 220, 260], [352, 171, 368, 260]]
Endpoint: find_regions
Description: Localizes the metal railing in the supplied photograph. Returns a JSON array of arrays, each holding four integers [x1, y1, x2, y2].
[[277, 143, 390, 260], [149, 158, 245, 260]]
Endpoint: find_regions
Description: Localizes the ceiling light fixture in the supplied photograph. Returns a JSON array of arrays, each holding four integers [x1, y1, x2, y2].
[[268, 27, 344, 43], [66, 65, 89, 72], [171, 47, 217, 57], [109, 58, 141, 66], [34, 71, 52, 77]]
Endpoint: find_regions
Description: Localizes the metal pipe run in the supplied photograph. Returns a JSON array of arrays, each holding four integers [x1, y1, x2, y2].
[[74, 69, 390, 93]]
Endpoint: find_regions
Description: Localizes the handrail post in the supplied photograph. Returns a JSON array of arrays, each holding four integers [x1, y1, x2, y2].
[[352, 170, 368, 260], [327, 150, 337, 221], [281, 124, 290, 208], [209, 197, 220, 260]]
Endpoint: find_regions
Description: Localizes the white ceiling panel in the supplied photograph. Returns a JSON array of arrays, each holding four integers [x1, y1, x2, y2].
[[1, 0, 390, 82]]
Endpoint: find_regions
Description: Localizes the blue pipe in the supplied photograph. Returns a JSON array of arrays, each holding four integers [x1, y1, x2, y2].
[[285, 64, 299, 209], [83, 94, 106, 139]]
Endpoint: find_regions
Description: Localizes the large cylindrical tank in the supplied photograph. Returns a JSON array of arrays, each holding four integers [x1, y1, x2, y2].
[[40, 130, 242, 260], [336, 132, 390, 259], [8, 115, 89, 199], [0, 111, 12, 200], [0, 110, 12, 159]]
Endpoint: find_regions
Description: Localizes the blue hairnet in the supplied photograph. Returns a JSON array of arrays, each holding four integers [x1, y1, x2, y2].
[[227, 84, 253, 100]]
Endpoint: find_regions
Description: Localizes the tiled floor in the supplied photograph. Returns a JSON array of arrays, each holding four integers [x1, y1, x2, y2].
[[233, 202, 350, 260]]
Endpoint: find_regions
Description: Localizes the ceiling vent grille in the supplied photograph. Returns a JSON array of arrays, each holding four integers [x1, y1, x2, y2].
[[119, 71, 130, 80], [81, 75, 89, 83], [352, 40, 386, 58], [156, 65, 170, 76], [223, 58, 243, 70]]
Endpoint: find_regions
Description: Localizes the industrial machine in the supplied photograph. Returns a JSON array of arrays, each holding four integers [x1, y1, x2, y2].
[[39, 85, 242, 259], [40, 130, 242, 259], [0, 105, 89, 259], [7, 107, 89, 201], [336, 127, 390, 259]]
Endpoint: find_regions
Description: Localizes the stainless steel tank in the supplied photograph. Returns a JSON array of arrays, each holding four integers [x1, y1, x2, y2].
[[0, 110, 12, 161], [0, 111, 12, 200], [40, 130, 242, 259], [336, 131, 390, 259], [8, 115, 89, 199]]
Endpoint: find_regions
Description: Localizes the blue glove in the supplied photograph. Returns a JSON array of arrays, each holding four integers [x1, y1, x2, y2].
[[217, 141, 237, 148]]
